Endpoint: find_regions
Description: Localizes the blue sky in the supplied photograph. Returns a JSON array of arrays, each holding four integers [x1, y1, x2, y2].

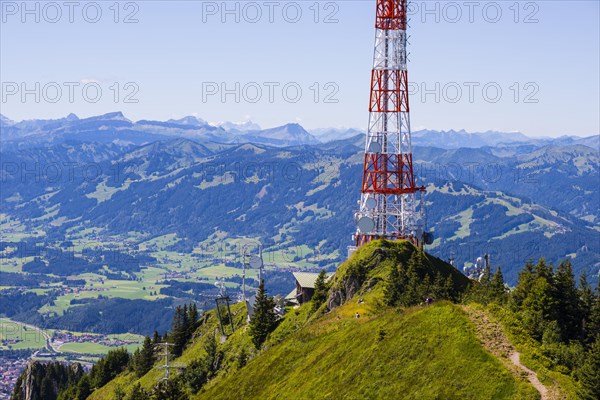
[[1, 0, 598, 137]]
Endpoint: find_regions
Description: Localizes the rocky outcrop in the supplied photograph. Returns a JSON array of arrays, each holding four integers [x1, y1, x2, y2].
[[327, 247, 388, 310], [11, 361, 84, 400]]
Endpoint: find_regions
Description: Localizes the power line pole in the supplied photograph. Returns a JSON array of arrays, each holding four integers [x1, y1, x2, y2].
[[156, 342, 174, 382]]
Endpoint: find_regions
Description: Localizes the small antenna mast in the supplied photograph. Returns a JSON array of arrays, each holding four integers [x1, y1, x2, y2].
[[156, 342, 174, 382]]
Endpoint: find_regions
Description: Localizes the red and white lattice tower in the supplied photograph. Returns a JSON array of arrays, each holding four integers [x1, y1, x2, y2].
[[353, 0, 427, 250]]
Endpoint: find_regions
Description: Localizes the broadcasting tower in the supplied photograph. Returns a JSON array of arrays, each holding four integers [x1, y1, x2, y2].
[[353, 0, 428, 249]]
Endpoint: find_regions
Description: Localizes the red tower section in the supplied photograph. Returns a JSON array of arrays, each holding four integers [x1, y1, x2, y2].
[[353, 0, 426, 249]]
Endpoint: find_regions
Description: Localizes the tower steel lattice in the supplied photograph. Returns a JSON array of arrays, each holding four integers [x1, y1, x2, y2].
[[354, 0, 426, 248]]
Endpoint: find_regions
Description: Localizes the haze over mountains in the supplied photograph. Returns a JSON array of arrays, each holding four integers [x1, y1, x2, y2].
[[1, 112, 598, 286], [1, 112, 598, 150]]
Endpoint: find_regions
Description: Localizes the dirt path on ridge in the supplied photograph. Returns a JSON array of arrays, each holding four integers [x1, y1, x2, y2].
[[460, 306, 561, 400]]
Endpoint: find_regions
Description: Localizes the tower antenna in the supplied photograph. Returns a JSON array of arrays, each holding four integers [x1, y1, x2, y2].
[[353, 0, 430, 251]]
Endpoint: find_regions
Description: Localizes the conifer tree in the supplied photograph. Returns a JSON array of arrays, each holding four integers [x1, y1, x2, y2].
[[238, 347, 248, 369], [489, 267, 507, 303], [579, 273, 594, 332], [135, 336, 155, 378], [534, 258, 554, 282], [171, 305, 191, 357], [407, 249, 426, 277], [249, 279, 277, 349], [151, 378, 188, 400], [114, 385, 125, 400], [588, 280, 600, 341], [400, 261, 420, 306], [578, 336, 600, 400], [127, 383, 150, 400], [418, 273, 432, 302], [182, 304, 190, 338], [187, 304, 198, 339], [444, 275, 455, 300], [554, 260, 582, 340], [152, 331, 161, 345], [75, 375, 91, 400], [311, 270, 329, 312], [510, 259, 560, 340], [429, 272, 445, 300], [384, 264, 402, 306], [510, 259, 536, 309]]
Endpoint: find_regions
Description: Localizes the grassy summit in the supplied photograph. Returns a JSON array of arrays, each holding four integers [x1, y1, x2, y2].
[[88, 240, 540, 399], [199, 302, 537, 399]]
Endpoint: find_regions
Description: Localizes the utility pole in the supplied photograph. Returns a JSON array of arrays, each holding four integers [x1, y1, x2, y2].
[[156, 342, 174, 382]]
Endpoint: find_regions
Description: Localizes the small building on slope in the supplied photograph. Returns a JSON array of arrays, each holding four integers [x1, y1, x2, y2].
[[285, 272, 332, 305]]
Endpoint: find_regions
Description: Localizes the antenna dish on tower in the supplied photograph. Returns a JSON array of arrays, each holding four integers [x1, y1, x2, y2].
[[357, 216, 375, 233], [249, 255, 263, 269], [365, 197, 377, 210]]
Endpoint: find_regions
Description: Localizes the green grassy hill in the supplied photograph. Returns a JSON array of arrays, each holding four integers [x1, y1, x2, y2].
[[199, 302, 538, 399], [88, 240, 541, 400]]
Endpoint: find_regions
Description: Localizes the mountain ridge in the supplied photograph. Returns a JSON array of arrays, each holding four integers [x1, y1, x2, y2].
[[85, 240, 547, 400], [2, 112, 597, 150]]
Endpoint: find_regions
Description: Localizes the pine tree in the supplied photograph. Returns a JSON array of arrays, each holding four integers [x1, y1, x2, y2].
[[401, 261, 421, 306], [579, 273, 595, 325], [171, 306, 188, 357], [579, 273, 597, 344], [588, 280, 600, 341], [249, 279, 277, 349], [418, 273, 432, 303], [311, 270, 329, 312], [511, 259, 536, 309], [90, 348, 130, 388], [151, 378, 188, 400], [204, 334, 220, 376], [384, 263, 404, 306], [135, 336, 154, 378], [578, 336, 600, 400], [489, 267, 507, 303], [75, 375, 91, 400], [127, 383, 150, 400], [554, 260, 582, 341], [407, 249, 426, 277], [188, 303, 199, 338], [114, 385, 125, 400], [429, 272, 445, 300], [238, 347, 248, 369], [182, 304, 190, 341], [443, 275, 455, 301], [183, 357, 209, 393], [534, 258, 554, 282], [152, 331, 161, 345], [521, 266, 558, 340]]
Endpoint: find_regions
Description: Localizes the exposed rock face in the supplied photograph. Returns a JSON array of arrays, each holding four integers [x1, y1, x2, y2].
[[327, 247, 388, 310], [327, 275, 360, 310], [11, 361, 84, 400]]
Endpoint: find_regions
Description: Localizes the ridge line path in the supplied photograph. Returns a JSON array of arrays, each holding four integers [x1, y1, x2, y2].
[[461, 305, 561, 400]]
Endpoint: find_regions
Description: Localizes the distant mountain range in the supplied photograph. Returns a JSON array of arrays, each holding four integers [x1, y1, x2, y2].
[[0, 112, 318, 148], [1, 112, 597, 150], [1, 120, 598, 284]]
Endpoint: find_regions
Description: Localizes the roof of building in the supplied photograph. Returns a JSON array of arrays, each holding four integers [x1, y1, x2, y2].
[[284, 288, 299, 304], [292, 272, 332, 289]]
